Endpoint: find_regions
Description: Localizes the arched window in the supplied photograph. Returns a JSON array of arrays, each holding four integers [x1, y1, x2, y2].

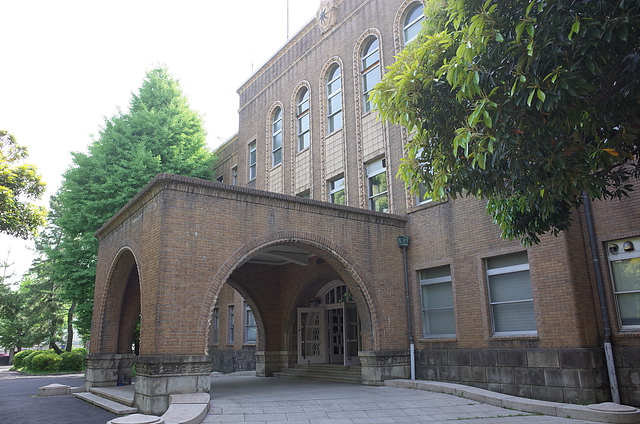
[[403, 3, 424, 44], [327, 65, 342, 133], [296, 88, 310, 151], [361, 37, 381, 113], [272, 107, 283, 166]]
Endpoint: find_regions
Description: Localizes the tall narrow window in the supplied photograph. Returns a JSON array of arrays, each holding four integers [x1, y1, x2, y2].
[[272, 108, 283, 166], [367, 158, 388, 212], [361, 37, 380, 112], [297, 88, 310, 151], [607, 237, 640, 329], [329, 176, 345, 205], [403, 3, 425, 44], [486, 251, 536, 335], [420, 266, 455, 337], [245, 302, 257, 344], [228, 305, 235, 344], [327, 65, 343, 133], [248, 141, 257, 181], [231, 165, 238, 185], [212, 308, 219, 345]]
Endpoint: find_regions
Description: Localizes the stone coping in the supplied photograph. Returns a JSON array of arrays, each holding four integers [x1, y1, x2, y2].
[[385, 379, 640, 424], [107, 393, 210, 424]]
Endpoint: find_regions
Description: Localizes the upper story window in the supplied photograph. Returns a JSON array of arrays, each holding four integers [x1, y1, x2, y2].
[[272, 108, 283, 166], [329, 176, 345, 205], [327, 65, 343, 133], [607, 237, 640, 329], [361, 37, 381, 113], [248, 141, 257, 181], [231, 165, 238, 185], [486, 251, 536, 336], [420, 265, 455, 338], [367, 158, 388, 212], [403, 3, 425, 45], [297, 88, 310, 151]]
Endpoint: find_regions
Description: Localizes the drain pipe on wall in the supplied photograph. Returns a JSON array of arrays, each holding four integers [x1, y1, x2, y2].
[[397, 235, 415, 380], [582, 191, 621, 404]]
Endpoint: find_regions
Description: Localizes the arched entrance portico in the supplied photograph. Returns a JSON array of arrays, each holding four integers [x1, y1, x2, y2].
[[87, 174, 409, 415]]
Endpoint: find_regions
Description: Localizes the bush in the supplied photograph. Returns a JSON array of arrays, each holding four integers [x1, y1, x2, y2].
[[12, 350, 35, 369], [59, 351, 84, 372], [72, 347, 88, 356], [22, 351, 47, 370], [30, 353, 61, 373]]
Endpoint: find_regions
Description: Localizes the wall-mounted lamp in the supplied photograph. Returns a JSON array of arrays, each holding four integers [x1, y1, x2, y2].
[[397, 235, 410, 248], [623, 241, 635, 252]]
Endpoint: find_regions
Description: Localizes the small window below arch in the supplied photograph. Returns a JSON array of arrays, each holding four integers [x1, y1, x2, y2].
[[403, 3, 425, 44]]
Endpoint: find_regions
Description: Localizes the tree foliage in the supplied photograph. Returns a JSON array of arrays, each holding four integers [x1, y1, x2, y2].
[[0, 130, 47, 238], [52, 67, 216, 339], [373, 0, 640, 245]]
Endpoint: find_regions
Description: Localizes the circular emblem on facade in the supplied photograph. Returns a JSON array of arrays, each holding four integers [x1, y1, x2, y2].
[[316, 1, 337, 33]]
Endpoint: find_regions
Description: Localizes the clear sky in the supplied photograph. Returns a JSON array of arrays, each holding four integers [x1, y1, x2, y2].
[[1, 0, 321, 282]]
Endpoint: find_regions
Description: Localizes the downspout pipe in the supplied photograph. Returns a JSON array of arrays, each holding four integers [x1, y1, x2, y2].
[[398, 235, 416, 380], [582, 191, 620, 404]]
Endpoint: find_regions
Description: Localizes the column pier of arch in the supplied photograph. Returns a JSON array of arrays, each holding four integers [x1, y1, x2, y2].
[[359, 350, 410, 385], [255, 350, 296, 377], [85, 353, 136, 390], [133, 355, 211, 415]]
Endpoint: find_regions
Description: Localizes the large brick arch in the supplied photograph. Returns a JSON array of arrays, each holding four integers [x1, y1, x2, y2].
[[195, 230, 379, 354], [92, 247, 141, 354]]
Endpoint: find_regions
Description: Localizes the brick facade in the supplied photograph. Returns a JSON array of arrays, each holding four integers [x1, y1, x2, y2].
[[87, 0, 640, 414]]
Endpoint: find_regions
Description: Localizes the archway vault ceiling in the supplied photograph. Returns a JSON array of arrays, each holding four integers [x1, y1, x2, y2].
[[244, 245, 315, 267]]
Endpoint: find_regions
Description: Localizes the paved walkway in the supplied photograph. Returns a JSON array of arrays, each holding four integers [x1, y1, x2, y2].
[[206, 375, 601, 424]]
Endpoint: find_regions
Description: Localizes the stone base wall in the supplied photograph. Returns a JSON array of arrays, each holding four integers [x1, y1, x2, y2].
[[360, 350, 410, 385], [415, 347, 640, 406], [255, 350, 296, 377], [210, 347, 256, 374]]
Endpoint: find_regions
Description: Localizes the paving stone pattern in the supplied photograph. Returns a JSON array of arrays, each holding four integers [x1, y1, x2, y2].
[[205, 376, 600, 424]]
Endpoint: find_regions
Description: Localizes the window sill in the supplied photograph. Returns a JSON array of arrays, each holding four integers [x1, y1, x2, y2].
[[326, 128, 343, 138], [488, 333, 539, 341], [419, 337, 457, 343], [614, 330, 640, 338], [408, 197, 447, 213], [296, 146, 310, 155]]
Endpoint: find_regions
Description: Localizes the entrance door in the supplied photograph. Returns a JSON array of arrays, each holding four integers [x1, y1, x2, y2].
[[297, 307, 326, 364], [327, 307, 344, 363], [343, 301, 360, 366]]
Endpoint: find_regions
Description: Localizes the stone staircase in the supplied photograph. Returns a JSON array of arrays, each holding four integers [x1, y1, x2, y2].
[[273, 364, 362, 384], [74, 385, 137, 415]]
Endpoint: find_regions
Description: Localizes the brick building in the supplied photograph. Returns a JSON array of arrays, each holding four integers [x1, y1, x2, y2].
[[85, 0, 639, 415]]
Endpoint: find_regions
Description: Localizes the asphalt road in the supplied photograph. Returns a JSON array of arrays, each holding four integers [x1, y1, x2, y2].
[[0, 365, 117, 424]]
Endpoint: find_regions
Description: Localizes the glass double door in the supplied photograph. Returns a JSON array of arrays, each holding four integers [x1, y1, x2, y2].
[[298, 302, 359, 365]]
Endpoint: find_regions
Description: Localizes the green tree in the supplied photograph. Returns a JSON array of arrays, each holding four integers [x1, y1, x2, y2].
[[54, 67, 216, 339], [373, 0, 640, 245], [0, 130, 47, 238]]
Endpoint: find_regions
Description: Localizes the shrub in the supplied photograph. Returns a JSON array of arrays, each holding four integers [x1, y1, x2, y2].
[[59, 351, 84, 372], [30, 353, 61, 373], [22, 351, 47, 370], [72, 347, 88, 356], [12, 350, 35, 369]]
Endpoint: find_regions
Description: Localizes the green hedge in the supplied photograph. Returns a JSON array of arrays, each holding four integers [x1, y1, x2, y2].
[[30, 353, 61, 373], [59, 351, 84, 372], [12, 350, 36, 369], [13, 349, 87, 373]]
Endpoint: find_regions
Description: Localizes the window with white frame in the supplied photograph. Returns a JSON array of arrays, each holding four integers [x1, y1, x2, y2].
[[248, 141, 257, 181], [327, 65, 343, 133], [272, 107, 283, 166], [367, 158, 388, 212], [212, 308, 219, 345], [245, 302, 257, 344], [231, 165, 238, 185], [607, 237, 640, 329], [329, 176, 345, 205], [486, 251, 536, 335], [420, 265, 455, 337], [361, 37, 381, 113], [228, 305, 235, 344], [297, 88, 310, 151], [403, 3, 425, 44]]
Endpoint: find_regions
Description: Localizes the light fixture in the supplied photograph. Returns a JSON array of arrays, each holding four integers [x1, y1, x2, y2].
[[397, 235, 410, 248], [623, 241, 635, 252], [609, 244, 619, 254]]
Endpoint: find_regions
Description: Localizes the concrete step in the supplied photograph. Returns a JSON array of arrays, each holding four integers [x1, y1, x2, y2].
[[274, 364, 362, 383], [74, 392, 138, 415], [90, 385, 136, 406]]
